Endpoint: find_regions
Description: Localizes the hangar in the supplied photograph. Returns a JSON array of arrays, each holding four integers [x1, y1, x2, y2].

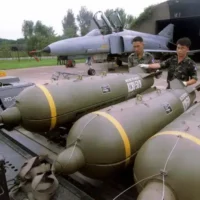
[[135, 0, 200, 51]]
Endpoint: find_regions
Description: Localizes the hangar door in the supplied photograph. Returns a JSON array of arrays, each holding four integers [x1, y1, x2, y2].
[[156, 16, 200, 50]]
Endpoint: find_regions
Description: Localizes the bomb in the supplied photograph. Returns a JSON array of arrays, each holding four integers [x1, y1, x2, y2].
[[133, 100, 200, 200], [53, 79, 197, 180], [0, 66, 159, 133]]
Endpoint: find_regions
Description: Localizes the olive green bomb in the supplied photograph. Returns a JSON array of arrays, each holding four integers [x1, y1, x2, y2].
[[133, 101, 200, 200], [0, 66, 157, 132], [137, 181, 176, 200], [53, 79, 197, 180]]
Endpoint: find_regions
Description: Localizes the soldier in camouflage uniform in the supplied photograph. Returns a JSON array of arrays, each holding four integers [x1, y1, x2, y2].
[[140, 37, 198, 88], [128, 36, 155, 72]]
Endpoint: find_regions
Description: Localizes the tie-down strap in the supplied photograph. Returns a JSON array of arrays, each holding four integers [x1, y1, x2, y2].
[[9, 156, 59, 200]]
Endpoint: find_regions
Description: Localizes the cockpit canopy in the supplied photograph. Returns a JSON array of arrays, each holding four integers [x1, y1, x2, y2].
[[85, 11, 124, 36], [91, 10, 124, 35]]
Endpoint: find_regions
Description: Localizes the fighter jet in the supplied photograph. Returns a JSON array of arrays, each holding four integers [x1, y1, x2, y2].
[[42, 11, 198, 75]]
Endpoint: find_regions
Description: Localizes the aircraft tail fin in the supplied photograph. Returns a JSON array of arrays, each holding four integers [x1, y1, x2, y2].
[[169, 79, 200, 93], [129, 65, 162, 79], [158, 24, 174, 40]]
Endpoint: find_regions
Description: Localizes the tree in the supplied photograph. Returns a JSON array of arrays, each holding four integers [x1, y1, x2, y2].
[[21, 20, 57, 52], [125, 15, 135, 29], [62, 9, 78, 38], [34, 20, 55, 38], [130, 5, 156, 29], [104, 9, 114, 20], [77, 6, 93, 36], [22, 20, 34, 39]]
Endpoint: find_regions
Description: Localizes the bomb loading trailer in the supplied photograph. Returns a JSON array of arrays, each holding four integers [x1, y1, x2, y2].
[[1, 70, 200, 199]]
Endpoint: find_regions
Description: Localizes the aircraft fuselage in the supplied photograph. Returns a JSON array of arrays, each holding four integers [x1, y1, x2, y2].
[[44, 29, 170, 57]]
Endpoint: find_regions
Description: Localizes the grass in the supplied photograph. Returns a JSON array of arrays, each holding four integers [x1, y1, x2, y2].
[[0, 58, 85, 70]]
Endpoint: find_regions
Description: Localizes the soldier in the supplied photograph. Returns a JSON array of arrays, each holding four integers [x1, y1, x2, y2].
[[128, 36, 155, 71], [140, 37, 198, 88]]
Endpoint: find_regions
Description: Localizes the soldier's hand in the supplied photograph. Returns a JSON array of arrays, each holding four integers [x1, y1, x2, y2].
[[182, 81, 187, 86], [139, 64, 149, 68]]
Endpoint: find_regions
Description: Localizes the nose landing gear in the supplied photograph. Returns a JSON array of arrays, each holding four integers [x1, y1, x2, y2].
[[86, 57, 96, 76], [116, 58, 122, 66], [88, 68, 96, 75]]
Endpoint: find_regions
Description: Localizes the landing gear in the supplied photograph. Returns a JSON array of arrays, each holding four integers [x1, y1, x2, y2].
[[88, 68, 96, 75], [66, 59, 76, 68], [116, 58, 122, 66], [86, 56, 96, 76]]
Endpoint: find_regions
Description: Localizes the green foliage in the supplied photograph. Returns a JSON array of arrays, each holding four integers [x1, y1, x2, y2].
[[21, 20, 58, 52], [0, 40, 11, 58], [34, 21, 55, 37], [130, 4, 157, 29], [0, 51, 27, 58], [126, 15, 136, 29], [0, 38, 16, 45], [77, 6, 93, 36], [22, 20, 34, 39], [62, 9, 78, 38]]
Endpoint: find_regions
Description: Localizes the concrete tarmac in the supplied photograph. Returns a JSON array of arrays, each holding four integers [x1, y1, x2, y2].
[[4, 62, 200, 100]]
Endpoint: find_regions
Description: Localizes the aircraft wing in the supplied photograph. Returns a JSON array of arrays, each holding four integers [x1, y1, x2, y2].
[[188, 49, 200, 54], [144, 49, 176, 53], [144, 49, 200, 55]]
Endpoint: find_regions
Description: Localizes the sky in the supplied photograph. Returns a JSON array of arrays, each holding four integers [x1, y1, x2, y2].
[[0, 0, 166, 40]]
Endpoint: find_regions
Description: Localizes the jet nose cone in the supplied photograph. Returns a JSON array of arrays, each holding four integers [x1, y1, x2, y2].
[[43, 46, 51, 53]]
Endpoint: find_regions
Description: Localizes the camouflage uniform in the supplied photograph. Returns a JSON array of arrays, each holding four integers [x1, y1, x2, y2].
[[160, 55, 198, 88], [128, 52, 154, 68]]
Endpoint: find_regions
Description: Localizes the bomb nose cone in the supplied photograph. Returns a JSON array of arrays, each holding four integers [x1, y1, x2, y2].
[[43, 46, 51, 53], [137, 181, 176, 200], [0, 107, 21, 126], [52, 146, 85, 175]]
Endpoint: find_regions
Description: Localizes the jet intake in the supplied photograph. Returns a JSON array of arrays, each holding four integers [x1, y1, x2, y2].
[[109, 35, 124, 54], [121, 35, 135, 53]]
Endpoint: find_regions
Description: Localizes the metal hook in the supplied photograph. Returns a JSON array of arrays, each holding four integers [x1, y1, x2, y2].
[[156, 88, 161, 94], [101, 71, 107, 76], [160, 169, 167, 176], [136, 94, 143, 101], [76, 75, 83, 80]]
